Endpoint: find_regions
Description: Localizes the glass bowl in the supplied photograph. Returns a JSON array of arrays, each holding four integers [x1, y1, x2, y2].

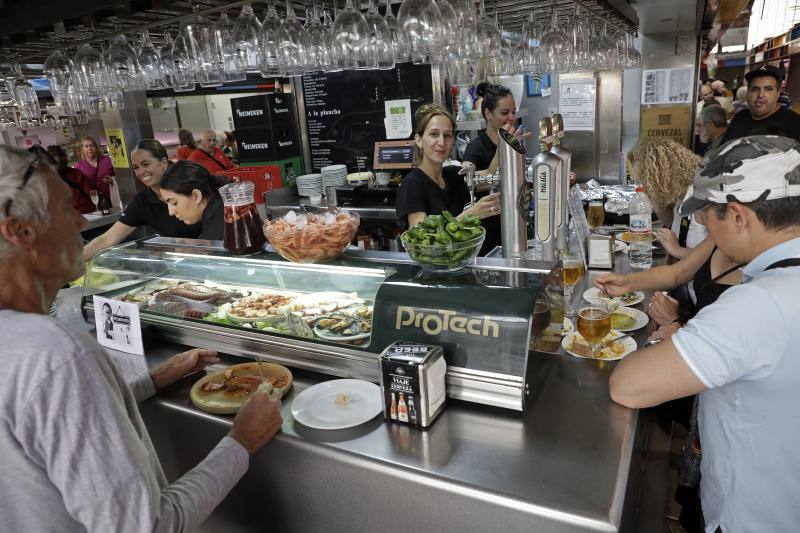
[[401, 228, 485, 273], [264, 208, 360, 263]]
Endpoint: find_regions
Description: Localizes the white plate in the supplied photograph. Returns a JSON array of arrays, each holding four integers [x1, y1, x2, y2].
[[583, 287, 645, 307], [313, 327, 371, 342], [610, 306, 649, 332], [562, 317, 574, 335], [292, 379, 382, 430], [561, 330, 637, 361]]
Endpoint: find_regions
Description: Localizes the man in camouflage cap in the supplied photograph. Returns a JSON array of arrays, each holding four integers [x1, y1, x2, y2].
[[610, 135, 800, 532]]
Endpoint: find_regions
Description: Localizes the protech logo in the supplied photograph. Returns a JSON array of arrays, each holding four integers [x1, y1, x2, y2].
[[241, 142, 269, 150], [236, 109, 264, 117], [395, 306, 499, 338]]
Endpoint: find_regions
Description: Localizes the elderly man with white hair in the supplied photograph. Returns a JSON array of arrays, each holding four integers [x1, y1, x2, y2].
[[188, 128, 236, 174], [0, 145, 281, 533]]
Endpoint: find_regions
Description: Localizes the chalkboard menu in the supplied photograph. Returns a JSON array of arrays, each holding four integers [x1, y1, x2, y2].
[[301, 63, 433, 172]]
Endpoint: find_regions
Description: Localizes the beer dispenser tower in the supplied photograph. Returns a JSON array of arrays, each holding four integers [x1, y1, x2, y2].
[[497, 128, 529, 259], [528, 117, 560, 261], [550, 114, 571, 252]]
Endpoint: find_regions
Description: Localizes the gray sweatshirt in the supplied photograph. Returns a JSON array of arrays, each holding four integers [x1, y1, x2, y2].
[[0, 310, 249, 532]]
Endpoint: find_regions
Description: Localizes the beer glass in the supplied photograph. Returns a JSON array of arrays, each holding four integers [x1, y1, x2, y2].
[[587, 200, 604, 230], [531, 291, 551, 350], [577, 298, 612, 358], [561, 252, 584, 317]]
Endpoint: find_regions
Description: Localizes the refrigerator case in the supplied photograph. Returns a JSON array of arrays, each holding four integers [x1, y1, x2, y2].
[[82, 238, 554, 410]]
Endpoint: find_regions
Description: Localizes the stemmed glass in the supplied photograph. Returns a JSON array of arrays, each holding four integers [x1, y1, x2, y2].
[[364, 0, 395, 70], [577, 298, 612, 359], [218, 10, 247, 82], [260, 4, 282, 77], [540, 0, 573, 73], [570, 5, 591, 72], [89, 190, 100, 214], [305, 3, 332, 73], [9, 65, 40, 124], [232, 2, 263, 71], [331, 0, 371, 70], [171, 22, 197, 92], [562, 251, 584, 317], [475, 0, 502, 60], [397, 0, 443, 65], [106, 34, 148, 91], [383, 0, 406, 64], [277, 0, 308, 77], [139, 29, 170, 89], [626, 32, 642, 68]]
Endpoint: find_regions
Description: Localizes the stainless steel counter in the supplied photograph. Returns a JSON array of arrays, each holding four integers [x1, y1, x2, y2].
[[263, 186, 398, 220], [82, 208, 121, 231], [133, 250, 670, 533]]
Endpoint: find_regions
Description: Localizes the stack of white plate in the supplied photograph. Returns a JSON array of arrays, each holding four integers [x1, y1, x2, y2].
[[295, 174, 323, 197], [321, 164, 347, 190]]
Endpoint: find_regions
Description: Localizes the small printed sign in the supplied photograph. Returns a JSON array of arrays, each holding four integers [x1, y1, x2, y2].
[[93, 296, 143, 355], [104, 128, 129, 168]]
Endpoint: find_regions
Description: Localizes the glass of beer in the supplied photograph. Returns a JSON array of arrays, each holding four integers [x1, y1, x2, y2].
[[531, 291, 552, 350], [577, 299, 612, 358], [562, 252, 584, 317], [587, 201, 604, 230]]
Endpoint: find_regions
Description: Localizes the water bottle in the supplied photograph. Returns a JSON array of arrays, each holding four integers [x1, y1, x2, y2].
[[628, 186, 653, 270]]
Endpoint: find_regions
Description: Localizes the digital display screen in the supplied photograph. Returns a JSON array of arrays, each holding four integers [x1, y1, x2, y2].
[[373, 140, 415, 169]]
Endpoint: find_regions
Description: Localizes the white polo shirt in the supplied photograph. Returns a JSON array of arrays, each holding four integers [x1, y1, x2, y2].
[[671, 237, 800, 533]]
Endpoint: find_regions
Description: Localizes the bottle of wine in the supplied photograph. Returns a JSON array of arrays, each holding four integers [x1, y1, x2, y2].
[[98, 193, 111, 216]]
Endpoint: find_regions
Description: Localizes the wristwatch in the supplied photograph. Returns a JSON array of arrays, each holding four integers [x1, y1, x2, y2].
[[643, 338, 664, 348]]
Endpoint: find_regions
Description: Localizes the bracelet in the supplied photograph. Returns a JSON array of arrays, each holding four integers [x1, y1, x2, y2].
[[643, 338, 664, 348]]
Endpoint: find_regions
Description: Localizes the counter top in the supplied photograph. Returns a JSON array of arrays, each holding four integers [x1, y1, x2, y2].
[[264, 186, 398, 220], [82, 208, 121, 231]]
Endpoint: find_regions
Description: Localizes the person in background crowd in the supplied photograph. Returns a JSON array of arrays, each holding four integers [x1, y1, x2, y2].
[[221, 131, 238, 164], [710, 80, 730, 98], [0, 145, 282, 533], [721, 65, 800, 144], [159, 160, 227, 240], [608, 135, 800, 533], [176, 129, 196, 160], [731, 85, 748, 115], [188, 129, 236, 174], [45, 145, 96, 214], [396, 104, 499, 230], [627, 139, 706, 259], [74, 136, 114, 198], [697, 105, 728, 155], [778, 90, 793, 110], [83, 139, 202, 261]]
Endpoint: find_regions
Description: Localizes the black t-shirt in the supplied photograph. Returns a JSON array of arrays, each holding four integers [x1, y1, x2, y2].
[[462, 130, 496, 170], [119, 187, 203, 238], [395, 166, 470, 224], [460, 130, 502, 255], [199, 193, 224, 240], [721, 107, 800, 145]]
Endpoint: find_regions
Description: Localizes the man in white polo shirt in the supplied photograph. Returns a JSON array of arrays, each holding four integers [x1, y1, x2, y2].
[[606, 135, 800, 533]]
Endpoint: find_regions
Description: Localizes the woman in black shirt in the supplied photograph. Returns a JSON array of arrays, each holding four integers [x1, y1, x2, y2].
[[159, 160, 227, 240], [396, 104, 500, 229], [82, 139, 202, 261]]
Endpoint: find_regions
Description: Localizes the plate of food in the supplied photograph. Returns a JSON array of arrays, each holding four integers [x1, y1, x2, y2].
[[609, 306, 649, 332], [312, 307, 372, 341], [616, 231, 657, 243], [291, 379, 382, 430], [561, 330, 637, 361], [290, 291, 366, 319], [583, 287, 645, 307], [190, 362, 292, 414], [226, 291, 300, 323]]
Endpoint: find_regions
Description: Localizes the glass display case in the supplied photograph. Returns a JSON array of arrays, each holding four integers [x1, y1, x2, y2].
[[82, 237, 557, 410]]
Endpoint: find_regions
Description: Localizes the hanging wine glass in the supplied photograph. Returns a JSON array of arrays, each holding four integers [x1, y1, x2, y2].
[[0, 65, 16, 107], [475, 0, 502, 60], [184, 10, 226, 87], [587, 21, 608, 70], [435, 0, 459, 48], [73, 44, 109, 98], [277, 0, 308, 76], [43, 49, 74, 102], [159, 31, 177, 87], [626, 32, 642, 68], [539, 0, 573, 73], [260, 3, 282, 77], [598, 22, 619, 69], [570, 5, 591, 72], [331, 0, 371, 70], [321, 10, 342, 72], [383, 0, 407, 64], [139, 29, 170, 89], [364, 0, 395, 70], [217, 10, 246, 82], [10, 65, 40, 124], [305, 3, 332, 73], [106, 34, 147, 91], [520, 12, 539, 74], [171, 22, 197, 92], [397, 0, 443, 65], [233, 2, 262, 71]]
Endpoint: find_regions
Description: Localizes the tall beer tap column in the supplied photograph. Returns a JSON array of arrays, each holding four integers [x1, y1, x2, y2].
[[497, 128, 529, 259], [528, 118, 561, 261], [550, 114, 571, 253]]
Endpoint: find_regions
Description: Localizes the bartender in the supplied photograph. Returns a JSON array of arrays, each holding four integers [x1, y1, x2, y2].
[[396, 104, 499, 230], [460, 82, 529, 253], [159, 160, 226, 240], [82, 139, 202, 261]]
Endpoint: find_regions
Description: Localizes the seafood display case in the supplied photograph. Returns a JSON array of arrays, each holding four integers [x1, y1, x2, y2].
[[82, 237, 556, 410]]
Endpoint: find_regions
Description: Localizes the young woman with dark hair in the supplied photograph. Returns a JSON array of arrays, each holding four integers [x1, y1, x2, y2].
[[83, 139, 202, 260], [159, 160, 229, 240]]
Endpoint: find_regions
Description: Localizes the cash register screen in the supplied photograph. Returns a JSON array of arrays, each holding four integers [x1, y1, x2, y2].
[[373, 140, 415, 169]]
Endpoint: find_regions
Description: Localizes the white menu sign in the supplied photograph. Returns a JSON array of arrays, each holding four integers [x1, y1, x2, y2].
[[559, 78, 596, 131], [641, 67, 693, 105]]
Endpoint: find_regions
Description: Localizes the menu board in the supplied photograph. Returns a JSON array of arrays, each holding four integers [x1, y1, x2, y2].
[[301, 64, 433, 172]]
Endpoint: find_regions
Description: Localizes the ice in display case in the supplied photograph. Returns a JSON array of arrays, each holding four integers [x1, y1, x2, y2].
[[82, 237, 559, 410]]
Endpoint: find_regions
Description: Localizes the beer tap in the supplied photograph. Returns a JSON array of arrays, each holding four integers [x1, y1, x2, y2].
[[526, 117, 561, 261], [550, 114, 571, 253], [462, 164, 500, 208], [496, 128, 528, 259]]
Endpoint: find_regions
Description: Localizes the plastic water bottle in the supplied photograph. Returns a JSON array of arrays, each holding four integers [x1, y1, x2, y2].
[[628, 186, 653, 270]]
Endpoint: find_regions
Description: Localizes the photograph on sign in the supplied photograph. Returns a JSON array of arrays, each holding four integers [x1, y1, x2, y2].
[[104, 128, 129, 168], [559, 79, 596, 131], [93, 296, 144, 355]]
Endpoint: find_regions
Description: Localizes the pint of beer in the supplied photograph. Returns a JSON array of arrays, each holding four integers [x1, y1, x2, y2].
[[587, 201, 604, 229]]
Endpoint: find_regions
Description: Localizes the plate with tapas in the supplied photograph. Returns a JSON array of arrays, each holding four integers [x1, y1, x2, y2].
[[190, 362, 293, 414]]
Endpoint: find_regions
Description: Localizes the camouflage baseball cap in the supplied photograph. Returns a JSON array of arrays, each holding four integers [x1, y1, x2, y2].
[[678, 135, 800, 216]]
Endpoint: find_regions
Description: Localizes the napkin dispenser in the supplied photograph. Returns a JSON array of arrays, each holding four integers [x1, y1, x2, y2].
[[588, 234, 614, 269]]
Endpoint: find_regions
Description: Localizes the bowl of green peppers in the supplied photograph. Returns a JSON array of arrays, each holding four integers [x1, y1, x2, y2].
[[401, 211, 485, 273]]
